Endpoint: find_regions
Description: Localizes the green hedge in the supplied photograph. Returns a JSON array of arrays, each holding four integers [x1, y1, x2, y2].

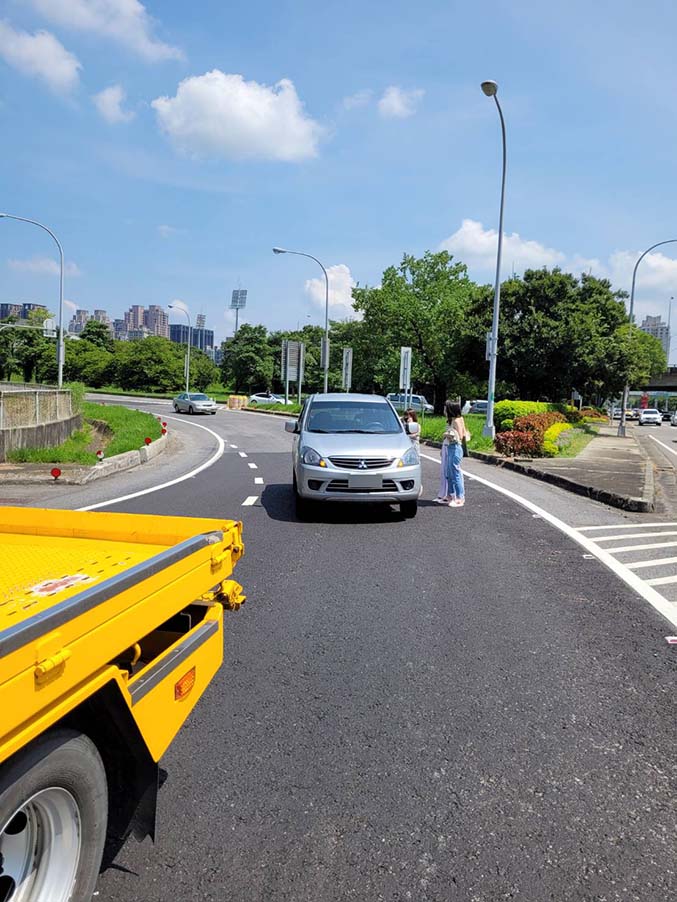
[[494, 401, 550, 431]]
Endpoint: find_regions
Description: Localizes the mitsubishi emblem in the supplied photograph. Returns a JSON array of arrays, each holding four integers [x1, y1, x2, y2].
[[358, 460, 367, 469]]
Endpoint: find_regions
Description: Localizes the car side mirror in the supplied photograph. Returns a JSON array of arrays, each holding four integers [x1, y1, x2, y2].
[[285, 420, 299, 434]]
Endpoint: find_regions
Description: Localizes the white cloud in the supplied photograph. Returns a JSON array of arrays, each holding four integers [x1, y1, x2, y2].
[[168, 298, 189, 315], [377, 85, 424, 119], [92, 83, 134, 123], [304, 264, 358, 319], [64, 299, 78, 313], [28, 0, 182, 62], [157, 224, 183, 238], [342, 89, 372, 110], [440, 219, 565, 273], [8, 256, 82, 276], [152, 71, 324, 162], [0, 21, 81, 93]]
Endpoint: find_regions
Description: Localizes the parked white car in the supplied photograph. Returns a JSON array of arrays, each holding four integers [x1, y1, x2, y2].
[[638, 408, 662, 426], [173, 392, 217, 415], [248, 393, 294, 407]]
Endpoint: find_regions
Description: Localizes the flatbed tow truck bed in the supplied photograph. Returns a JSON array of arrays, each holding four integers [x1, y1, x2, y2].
[[0, 506, 245, 902]]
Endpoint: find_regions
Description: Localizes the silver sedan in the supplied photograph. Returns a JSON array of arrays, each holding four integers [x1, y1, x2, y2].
[[173, 392, 217, 415]]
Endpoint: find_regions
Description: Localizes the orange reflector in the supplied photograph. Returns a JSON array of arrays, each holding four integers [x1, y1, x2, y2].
[[174, 666, 196, 700]]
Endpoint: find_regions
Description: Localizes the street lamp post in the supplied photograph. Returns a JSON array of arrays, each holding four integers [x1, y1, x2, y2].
[[480, 80, 507, 440], [617, 239, 677, 437], [0, 213, 65, 387], [168, 303, 192, 392], [273, 247, 330, 393]]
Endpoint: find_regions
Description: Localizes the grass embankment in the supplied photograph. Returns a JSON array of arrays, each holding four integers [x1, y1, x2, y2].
[[7, 402, 162, 464], [555, 425, 599, 458]]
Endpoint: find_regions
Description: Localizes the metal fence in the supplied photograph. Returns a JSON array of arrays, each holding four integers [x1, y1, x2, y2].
[[0, 385, 73, 430]]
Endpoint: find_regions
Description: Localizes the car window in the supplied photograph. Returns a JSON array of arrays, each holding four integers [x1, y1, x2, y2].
[[189, 394, 208, 400], [306, 400, 402, 434], [643, 409, 659, 414]]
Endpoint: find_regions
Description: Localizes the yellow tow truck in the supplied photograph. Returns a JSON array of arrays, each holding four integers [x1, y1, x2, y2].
[[0, 506, 245, 902]]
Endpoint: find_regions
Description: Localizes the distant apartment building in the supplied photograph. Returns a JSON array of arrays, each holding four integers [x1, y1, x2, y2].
[[69, 308, 90, 334], [113, 319, 127, 340], [93, 309, 110, 324], [170, 324, 214, 355], [640, 314, 670, 359], [124, 305, 145, 332], [21, 303, 48, 318], [144, 304, 170, 338], [0, 303, 22, 319]]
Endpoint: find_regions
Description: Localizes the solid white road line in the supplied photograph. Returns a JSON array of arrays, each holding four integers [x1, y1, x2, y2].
[[578, 522, 677, 531], [592, 530, 677, 542], [419, 451, 677, 629], [606, 541, 677, 554], [649, 435, 677, 457], [626, 556, 677, 570], [646, 574, 677, 586], [248, 462, 258, 469], [78, 415, 225, 512], [242, 496, 258, 506], [230, 444, 238, 448], [254, 477, 264, 485], [238, 451, 248, 458]]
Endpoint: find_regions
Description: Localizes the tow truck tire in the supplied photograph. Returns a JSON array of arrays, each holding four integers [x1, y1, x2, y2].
[[0, 729, 108, 902]]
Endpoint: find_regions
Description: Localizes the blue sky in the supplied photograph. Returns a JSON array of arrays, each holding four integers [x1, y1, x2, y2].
[[2, 0, 677, 356]]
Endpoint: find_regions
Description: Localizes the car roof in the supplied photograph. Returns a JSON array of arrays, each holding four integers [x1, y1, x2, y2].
[[308, 393, 390, 404]]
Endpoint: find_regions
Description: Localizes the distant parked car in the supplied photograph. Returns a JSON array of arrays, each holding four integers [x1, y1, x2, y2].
[[468, 400, 488, 416], [662, 409, 672, 421], [248, 392, 293, 407], [173, 392, 217, 415], [386, 393, 434, 414], [638, 408, 662, 426]]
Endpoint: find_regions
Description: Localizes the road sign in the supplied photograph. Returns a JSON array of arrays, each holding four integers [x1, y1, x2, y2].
[[281, 340, 302, 381], [399, 347, 412, 391], [321, 337, 330, 370], [342, 347, 353, 390], [42, 318, 56, 338], [485, 331, 494, 362]]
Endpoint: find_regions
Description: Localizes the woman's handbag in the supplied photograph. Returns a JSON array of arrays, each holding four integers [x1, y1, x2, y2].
[[462, 429, 471, 456]]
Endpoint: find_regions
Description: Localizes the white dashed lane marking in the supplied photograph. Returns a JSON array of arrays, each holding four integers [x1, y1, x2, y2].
[[238, 451, 247, 458], [248, 463, 258, 469], [242, 496, 258, 506], [254, 477, 264, 485]]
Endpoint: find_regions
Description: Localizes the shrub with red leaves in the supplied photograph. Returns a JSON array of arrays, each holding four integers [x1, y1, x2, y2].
[[513, 411, 567, 435], [494, 430, 544, 457]]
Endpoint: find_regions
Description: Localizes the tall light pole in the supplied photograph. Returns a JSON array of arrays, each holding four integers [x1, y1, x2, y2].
[[480, 80, 507, 440], [273, 247, 330, 393], [0, 213, 65, 387], [168, 303, 192, 392], [617, 239, 677, 437]]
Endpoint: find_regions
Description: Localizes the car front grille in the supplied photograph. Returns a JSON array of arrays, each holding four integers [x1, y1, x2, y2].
[[328, 456, 395, 470], [326, 479, 398, 493]]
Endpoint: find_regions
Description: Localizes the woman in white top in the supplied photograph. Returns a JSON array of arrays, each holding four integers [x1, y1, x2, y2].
[[403, 408, 420, 445], [442, 400, 467, 507]]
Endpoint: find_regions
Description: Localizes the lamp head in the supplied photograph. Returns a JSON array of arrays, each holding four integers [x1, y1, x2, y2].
[[481, 80, 498, 97], [272, 247, 287, 255]]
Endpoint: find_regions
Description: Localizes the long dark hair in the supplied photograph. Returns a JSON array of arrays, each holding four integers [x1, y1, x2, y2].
[[445, 400, 462, 423]]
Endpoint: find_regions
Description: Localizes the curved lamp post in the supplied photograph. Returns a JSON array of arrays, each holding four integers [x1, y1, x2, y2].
[[0, 213, 65, 387], [480, 80, 507, 440], [617, 239, 677, 437], [168, 303, 192, 392], [273, 247, 330, 393]]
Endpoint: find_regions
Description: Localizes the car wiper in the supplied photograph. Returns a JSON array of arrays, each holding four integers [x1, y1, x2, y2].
[[308, 428, 330, 433], [337, 429, 385, 433]]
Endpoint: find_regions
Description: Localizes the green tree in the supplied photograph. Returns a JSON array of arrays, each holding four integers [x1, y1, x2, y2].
[[113, 337, 184, 392], [190, 349, 219, 391], [352, 251, 475, 409], [80, 319, 114, 351], [64, 339, 114, 388], [220, 324, 273, 393]]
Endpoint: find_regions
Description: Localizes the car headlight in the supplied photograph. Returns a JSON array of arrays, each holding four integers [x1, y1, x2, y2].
[[399, 446, 419, 467], [301, 446, 326, 467]]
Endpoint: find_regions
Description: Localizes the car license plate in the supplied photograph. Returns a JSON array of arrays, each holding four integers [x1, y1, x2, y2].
[[348, 473, 382, 489]]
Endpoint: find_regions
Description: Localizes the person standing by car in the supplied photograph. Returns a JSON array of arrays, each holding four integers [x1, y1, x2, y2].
[[443, 400, 467, 508], [403, 408, 420, 445]]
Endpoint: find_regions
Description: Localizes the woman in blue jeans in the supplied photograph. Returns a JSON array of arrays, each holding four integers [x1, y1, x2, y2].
[[443, 401, 467, 507]]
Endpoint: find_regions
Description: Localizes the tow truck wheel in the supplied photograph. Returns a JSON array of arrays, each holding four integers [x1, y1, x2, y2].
[[0, 729, 107, 902]]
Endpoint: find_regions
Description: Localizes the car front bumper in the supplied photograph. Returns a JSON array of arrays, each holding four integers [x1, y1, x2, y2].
[[296, 462, 421, 502]]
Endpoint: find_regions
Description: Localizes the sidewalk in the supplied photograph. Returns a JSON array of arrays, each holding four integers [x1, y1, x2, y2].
[[469, 425, 654, 512]]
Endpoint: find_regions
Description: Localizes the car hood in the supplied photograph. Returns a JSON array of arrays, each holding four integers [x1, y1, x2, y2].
[[300, 431, 413, 458]]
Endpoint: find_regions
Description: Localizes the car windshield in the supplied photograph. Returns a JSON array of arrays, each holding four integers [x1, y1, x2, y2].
[[306, 400, 402, 434], [189, 393, 208, 400], [644, 409, 659, 414]]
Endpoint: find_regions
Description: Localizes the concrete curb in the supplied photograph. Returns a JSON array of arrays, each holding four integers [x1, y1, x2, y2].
[[0, 433, 168, 485], [453, 446, 654, 513]]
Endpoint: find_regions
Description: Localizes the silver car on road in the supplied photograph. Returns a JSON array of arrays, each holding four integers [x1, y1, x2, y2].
[[285, 393, 421, 518], [173, 392, 217, 415]]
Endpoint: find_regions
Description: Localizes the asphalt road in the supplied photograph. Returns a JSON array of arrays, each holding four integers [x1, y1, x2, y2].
[[12, 402, 677, 901]]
